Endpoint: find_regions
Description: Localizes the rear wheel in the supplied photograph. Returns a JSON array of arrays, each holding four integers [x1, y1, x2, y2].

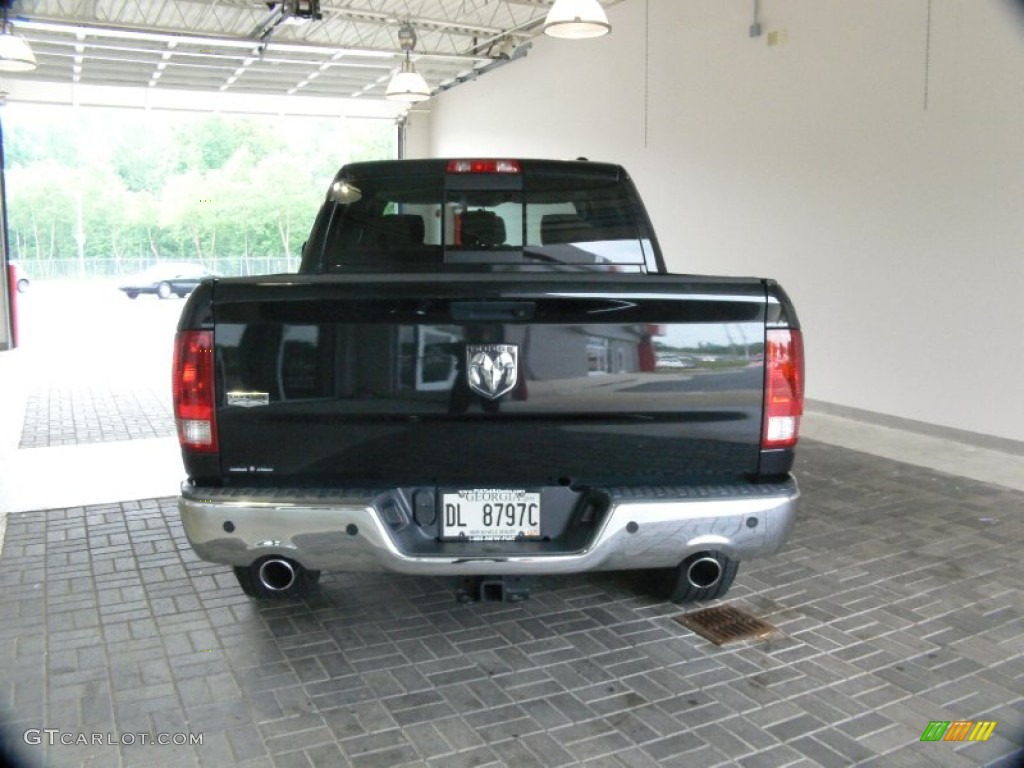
[[233, 557, 320, 599], [125, 291, 139, 300], [646, 551, 739, 604]]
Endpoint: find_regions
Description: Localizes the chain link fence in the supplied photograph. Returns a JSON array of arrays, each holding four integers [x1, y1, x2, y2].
[[16, 255, 301, 281]]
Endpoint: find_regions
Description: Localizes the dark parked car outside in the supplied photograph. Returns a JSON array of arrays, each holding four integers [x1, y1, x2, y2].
[[119, 262, 214, 299]]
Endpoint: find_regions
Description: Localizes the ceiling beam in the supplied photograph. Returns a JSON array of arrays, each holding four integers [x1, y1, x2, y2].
[[18, 19, 494, 63]]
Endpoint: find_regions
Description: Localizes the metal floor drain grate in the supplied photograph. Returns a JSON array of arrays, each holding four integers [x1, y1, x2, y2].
[[674, 604, 779, 645]]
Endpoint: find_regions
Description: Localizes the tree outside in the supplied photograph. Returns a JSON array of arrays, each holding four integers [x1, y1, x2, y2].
[[2, 106, 396, 280]]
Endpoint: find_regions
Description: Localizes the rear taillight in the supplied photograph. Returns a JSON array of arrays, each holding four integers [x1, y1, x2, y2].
[[762, 328, 805, 450], [173, 330, 219, 453], [446, 159, 521, 174]]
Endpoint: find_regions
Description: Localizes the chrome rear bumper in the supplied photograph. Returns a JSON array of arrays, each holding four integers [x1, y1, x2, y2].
[[178, 480, 798, 576]]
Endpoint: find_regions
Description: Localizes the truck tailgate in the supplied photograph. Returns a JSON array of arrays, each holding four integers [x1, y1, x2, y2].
[[207, 273, 769, 487]]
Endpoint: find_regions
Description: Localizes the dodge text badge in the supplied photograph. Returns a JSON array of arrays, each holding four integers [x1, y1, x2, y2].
[[466, 344, 519, 400]]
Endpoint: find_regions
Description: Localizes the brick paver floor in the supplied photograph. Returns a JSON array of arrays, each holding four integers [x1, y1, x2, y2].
[[0, 441, 1022, 767], [18, 380, 175, 448]]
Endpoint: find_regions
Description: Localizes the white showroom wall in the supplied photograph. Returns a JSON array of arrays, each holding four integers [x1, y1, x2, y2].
[[420, 0, 1024, 444]]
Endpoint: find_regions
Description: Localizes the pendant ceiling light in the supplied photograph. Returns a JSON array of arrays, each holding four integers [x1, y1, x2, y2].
[[386, 23, 430, 103], [0, 1, 37, 73], [543, 0, 611, 40]]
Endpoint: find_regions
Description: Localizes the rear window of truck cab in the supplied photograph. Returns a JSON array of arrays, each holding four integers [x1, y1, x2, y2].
[[302, 160, 658, 273]]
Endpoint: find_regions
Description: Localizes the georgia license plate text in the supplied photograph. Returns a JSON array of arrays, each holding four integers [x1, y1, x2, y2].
[[441, 489, 541, 541]]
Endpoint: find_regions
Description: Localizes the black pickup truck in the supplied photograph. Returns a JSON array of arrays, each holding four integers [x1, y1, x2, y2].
[[173, 158, 804, 604]]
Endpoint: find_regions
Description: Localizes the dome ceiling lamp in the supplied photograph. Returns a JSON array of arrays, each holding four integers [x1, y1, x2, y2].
[[386, 23, 431, 102], [543, 0, 611, 40], [0, 0, 37, 73]]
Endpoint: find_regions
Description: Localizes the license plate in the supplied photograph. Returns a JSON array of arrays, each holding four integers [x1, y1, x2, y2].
[[441, 489, 542, 541]]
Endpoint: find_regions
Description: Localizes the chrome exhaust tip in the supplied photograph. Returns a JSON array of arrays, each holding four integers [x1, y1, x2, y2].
[[258, 558, 297, 592], [686, 555, 723, 590]]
